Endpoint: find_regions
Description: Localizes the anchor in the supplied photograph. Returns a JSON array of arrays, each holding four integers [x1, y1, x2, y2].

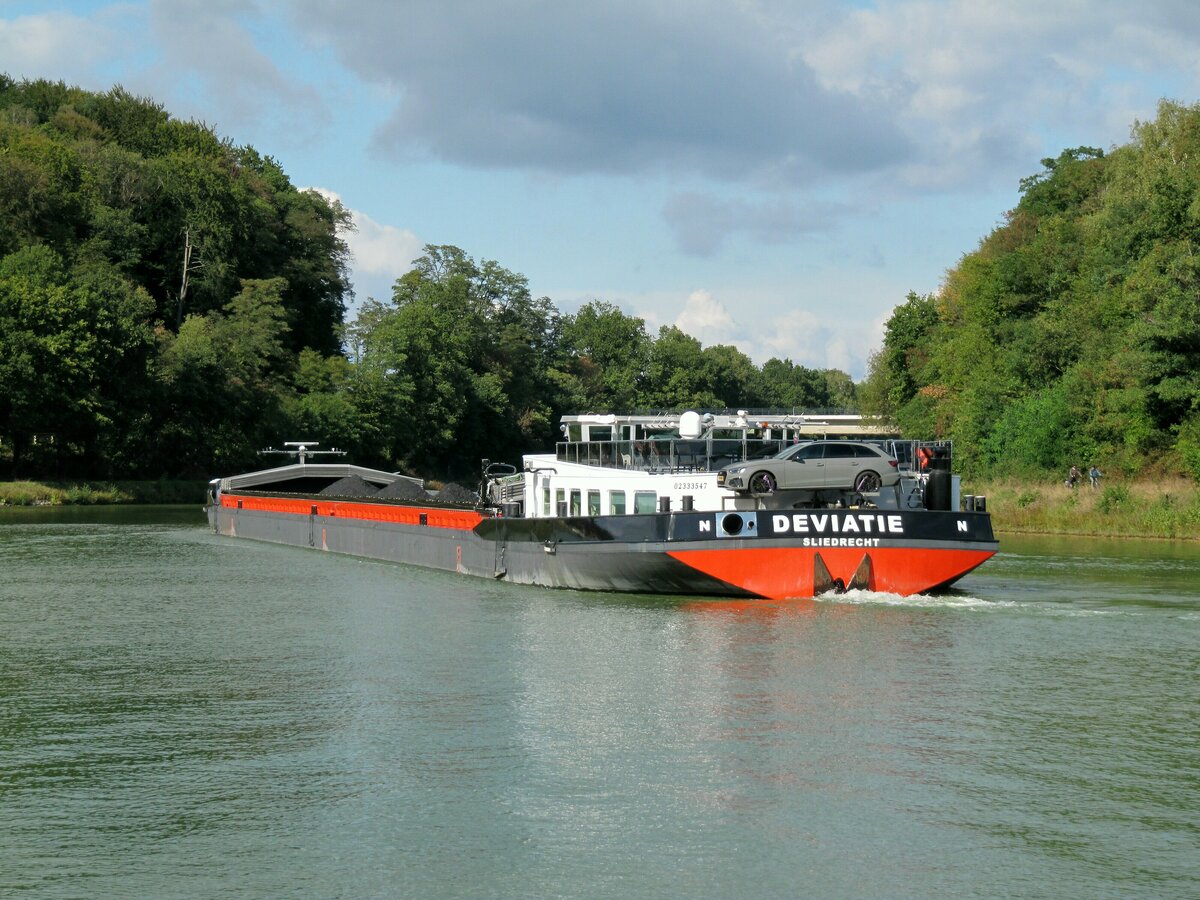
[[813, 552, 874, 595]]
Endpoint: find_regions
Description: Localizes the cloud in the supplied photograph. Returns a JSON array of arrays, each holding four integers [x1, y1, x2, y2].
[[0, 10, 127, 81], [676, 289, 736, 335], [286, 0, 913, 186], [662, 191, 847, 256], [585, 283, 889, 377], [0, 3, 329, 148], [671, 291, 880, 376], [348, 212, 423, 276], [669, 290, 846, 372], [143, 0, 329, 142], [758, 308, 874, 375], [309, 187, 423, 302], [761, 308, 823, 359], [280, 0, 1200, 198], [802, 0, 1200, 190]]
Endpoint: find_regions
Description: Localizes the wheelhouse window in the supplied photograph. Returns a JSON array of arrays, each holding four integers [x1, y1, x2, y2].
[[587, 426, 613, 443], [610, 490, 626, 515], [555, 488, 566, 516], [587, 490, 601, 516], [634, 491, 657, 514], [570, 489, 582, 516]]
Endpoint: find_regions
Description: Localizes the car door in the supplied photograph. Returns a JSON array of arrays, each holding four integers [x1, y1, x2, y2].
[[820, 442, 858, 489], [780, 442, 826, 489]]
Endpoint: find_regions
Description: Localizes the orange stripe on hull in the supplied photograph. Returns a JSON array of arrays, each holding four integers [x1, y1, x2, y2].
[[666, 546, 996, 599], [221, 494, 484, 531]]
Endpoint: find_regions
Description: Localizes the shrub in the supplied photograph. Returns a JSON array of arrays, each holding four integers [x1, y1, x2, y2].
[[1176, 416, 1200, 480], [1097, 484, 1131, 514]]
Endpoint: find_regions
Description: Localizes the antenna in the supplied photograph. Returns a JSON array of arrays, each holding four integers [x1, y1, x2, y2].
[[259, 442, 347, 465]]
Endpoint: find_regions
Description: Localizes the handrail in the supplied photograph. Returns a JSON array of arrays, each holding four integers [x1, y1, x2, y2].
[[553, 436, 952, 475], [554, 438, 785, 474]]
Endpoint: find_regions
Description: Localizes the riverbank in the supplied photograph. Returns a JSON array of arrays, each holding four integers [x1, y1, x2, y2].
[[969, 477, 1200, 540], [3, 477, 1198, 540], [0, 480, 207, 506]]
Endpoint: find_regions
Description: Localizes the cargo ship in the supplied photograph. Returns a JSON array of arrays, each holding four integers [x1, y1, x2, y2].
[[206, 410, 997, 599]]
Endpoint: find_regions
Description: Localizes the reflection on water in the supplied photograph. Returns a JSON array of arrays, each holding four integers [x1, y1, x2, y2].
[[1, 509, 1197, 897]]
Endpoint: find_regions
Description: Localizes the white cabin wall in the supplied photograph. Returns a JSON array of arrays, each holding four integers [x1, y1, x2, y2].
[[520, 453, 740, 518]]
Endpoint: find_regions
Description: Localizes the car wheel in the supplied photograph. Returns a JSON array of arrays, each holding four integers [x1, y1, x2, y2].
[[854, 471, 882, 493], [749, 471, 777, 494]]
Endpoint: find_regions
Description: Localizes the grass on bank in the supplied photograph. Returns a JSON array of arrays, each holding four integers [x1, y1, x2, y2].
[[967, 477, 1200, 540], [0, 480, 208, 506]]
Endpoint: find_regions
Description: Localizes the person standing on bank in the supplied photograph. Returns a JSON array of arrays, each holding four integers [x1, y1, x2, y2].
[[1068, 465, 1082, 488], [1089, 465, 1102, 489]]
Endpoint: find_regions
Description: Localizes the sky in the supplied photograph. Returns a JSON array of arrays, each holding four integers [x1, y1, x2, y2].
[[3, 1, 1199, 378]]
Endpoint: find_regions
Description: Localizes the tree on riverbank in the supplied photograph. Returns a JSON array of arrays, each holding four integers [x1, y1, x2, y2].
[[0, 78, 848, 479], [863, 100, 1200, 481], [0, 77, 351, 476], [18, 78, 1199, 487]]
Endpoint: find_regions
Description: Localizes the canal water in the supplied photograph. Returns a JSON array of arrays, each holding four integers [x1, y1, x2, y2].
[[1, 507, 1197, 898]]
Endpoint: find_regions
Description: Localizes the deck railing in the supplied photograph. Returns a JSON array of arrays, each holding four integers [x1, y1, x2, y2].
[[554, 438, 953, 475], [555, 438, 786, 474]]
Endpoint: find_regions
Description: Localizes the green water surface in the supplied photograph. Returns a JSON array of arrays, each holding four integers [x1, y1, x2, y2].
[[1, 510, 1197, 897]]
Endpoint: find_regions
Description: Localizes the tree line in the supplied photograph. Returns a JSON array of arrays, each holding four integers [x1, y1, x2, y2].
[[861, 99, 1200, 481], [0, 78, 853, 480], [7, 77, 1197, 484]]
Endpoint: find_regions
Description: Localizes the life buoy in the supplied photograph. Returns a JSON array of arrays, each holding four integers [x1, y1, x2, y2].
[[917, 447, 932, 471]]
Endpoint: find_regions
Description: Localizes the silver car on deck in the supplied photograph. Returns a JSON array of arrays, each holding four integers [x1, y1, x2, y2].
[[717, 440, 900, 495]]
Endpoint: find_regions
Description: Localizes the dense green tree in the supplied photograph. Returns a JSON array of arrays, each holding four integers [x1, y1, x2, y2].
[[697, 344, 759, 408], [283, 350, 373, 458], [351, 246, 566, 475], [872, 100, 1200, 478], [0, 77, 350, 354], [560, 301, 651, 410], [863, 291, 940, 420], [822, 370, 858, 410], [0, 121, 87, 255], [153, 278, 295, 473], [642, 326, 710, 408], [756, 358, 831, 409], [2, 76, 885, 480], [0, 77, 352, 476], [1017, 147, 1105, 218], [0, 245, 155, 474]]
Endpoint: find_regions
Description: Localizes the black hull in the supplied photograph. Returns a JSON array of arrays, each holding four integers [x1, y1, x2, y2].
[[208, 493, 997, 600]]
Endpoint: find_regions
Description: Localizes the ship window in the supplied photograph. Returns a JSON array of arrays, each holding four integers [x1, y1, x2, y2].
[[570, 489, 582, 516], [587, 490, 601, 516], [634, 491, 657, 514], [555, 488, 566, 517], [610, 490, 626, 515], [542, 485, 551, 516]]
